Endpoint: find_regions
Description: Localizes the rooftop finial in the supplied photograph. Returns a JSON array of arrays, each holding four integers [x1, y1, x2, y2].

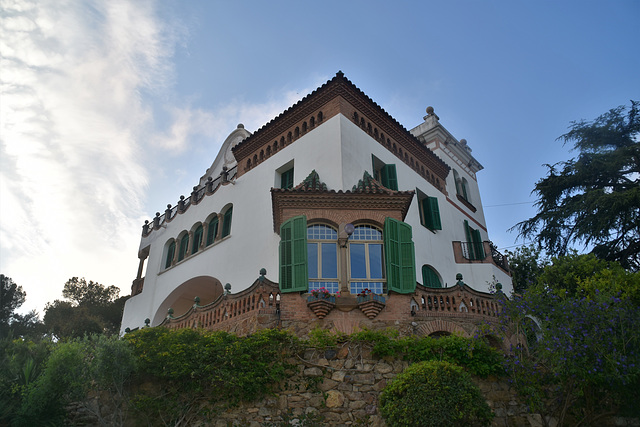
[[424, 106, 440, 121]]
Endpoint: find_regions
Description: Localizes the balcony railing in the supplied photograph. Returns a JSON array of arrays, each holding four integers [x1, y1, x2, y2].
[[452, 241, 510, 274]]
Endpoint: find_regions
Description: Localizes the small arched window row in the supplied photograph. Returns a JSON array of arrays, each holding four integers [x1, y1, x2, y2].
[[161, 205, 234, 271], [242, 111, 324, 172]]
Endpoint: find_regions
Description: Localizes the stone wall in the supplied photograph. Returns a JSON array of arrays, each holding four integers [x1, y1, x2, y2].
[[209, 344, 533, 427]]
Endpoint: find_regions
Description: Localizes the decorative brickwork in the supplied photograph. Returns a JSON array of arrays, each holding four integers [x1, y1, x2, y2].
[[160, 271, 505, 345], [231, 72, 450, 191], [271, 170, 414, 232]]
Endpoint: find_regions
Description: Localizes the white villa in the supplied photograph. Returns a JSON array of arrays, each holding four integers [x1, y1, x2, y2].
[[120, 72, 511, 336]]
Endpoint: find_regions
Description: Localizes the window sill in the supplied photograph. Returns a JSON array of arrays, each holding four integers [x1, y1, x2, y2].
[[456, 194, 477, 212]]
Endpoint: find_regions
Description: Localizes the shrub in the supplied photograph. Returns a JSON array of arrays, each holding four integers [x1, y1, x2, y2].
[[379, 360, 492, 427]]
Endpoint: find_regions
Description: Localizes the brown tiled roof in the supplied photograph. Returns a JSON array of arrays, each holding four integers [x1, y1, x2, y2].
[[232, 72, 450, 186]]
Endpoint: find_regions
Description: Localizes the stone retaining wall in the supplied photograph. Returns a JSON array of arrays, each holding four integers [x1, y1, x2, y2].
[[67, 343, 638, 426]]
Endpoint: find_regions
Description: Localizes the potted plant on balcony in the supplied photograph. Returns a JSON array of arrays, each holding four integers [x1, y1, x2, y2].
[[357, 288, 386, 319], [307, 287, 336, 319]]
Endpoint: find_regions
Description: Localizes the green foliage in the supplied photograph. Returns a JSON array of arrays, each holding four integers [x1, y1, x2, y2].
[[62, 276, 120, 306], [535, 252, 640, 303], [350, 328, 400, 357], [380, 360, 493, 427], [403, 334, 504, 377], [1, 274, 27, 338], [0, 336, 53, 425], [513, 100, 640, 270], [44, 277, 129, 339], [124, 327, 300, 424], [8, 310, 46, 339], [349, 329, 504, 377], [498, 286, 640, 424], [17, 340, 88, 426], [505, 245, 549, 294], [307, 327, 341, 348]]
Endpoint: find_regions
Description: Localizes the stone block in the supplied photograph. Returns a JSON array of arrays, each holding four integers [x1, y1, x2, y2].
[[364, 392, 376, 404], [337, 346, 350, 359], [350, 400, 366, 410], [304, 367, 324, 377], [372, 379, 387, 392], [344, 391, 364, 401], [325, 390, 345, 408], [278, 394, 287, 409], [354, 373, 375, 384], [374, 362, 393, 374], [331, 370, 347, 382], [316, 358, 329, 366], [527, 414, 543, 427], [318, 378, 338, 392], [336, 382, 353, 391]]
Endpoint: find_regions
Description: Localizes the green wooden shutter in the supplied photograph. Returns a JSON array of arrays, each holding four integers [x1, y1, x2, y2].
[[464, 220, 475, 260], [222, 207, 233, 237], [279, 215, 308, 293], [384, 217, 416, 294], [381, 164, 398, 190], [206, 216, 219, 245], [281, 168, 294, 189], [472, 228, 485, 260], [178, 234, 189, 261], [422, 265, 442, 288], [165, 241, 175, 269], [428, 197, 442, 230], [422, 197, 442, 231], [192, 225, 203, 254], [419, 198, 428, 227]]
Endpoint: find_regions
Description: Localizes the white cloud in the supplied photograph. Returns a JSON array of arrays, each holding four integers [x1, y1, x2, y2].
[[0, 0, 186, 312], [0, 0, 327, 315]]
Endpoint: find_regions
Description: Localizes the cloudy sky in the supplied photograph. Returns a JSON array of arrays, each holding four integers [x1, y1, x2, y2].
[[1, 0, 638, 315]]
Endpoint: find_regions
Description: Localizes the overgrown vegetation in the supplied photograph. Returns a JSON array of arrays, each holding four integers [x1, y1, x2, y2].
[[125, 327, 300, 425], [0, 326, 504, 426], [496, 251, 640, 425], [380, 360, 493, 427]]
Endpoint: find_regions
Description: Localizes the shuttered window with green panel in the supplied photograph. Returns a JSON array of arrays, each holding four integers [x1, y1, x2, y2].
[[279, 215, 308, 293], [384, 217, 416, 294]]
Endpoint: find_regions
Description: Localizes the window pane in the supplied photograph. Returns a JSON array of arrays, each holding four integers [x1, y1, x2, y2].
[[307, 243, 318, 279], [369, 244, 383, 279], [350, 243, 366, 278], [321, 243, 337, 279]]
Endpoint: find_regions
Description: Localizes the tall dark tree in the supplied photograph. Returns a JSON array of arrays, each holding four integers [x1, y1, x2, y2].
[[62, 277, 120, 306], [1, 274, 26, 338], [513, 101, 640, 270], [44, 277, 127, 339]]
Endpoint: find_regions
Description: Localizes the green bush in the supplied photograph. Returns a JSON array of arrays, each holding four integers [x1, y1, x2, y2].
[[380, 360, 492, 427]]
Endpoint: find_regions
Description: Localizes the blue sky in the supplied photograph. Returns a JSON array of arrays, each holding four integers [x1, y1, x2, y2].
[[1, 0, 638, 314]]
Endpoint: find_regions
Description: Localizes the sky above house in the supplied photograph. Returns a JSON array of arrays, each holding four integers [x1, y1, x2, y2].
[[1, 0, 639, 315]]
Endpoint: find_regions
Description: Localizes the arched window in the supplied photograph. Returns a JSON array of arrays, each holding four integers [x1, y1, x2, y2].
[[453, 170, 462, 196], [422, 265, 442, 288], [279, 216, 416, 295], [191, 225, 203, 254], [206, 216, 219, 246], [221, 206, 233, 238], [307, 224, 339, 294], [349, 225, 384, 294], [461, 178, 470, 202], [164, 240, 176, 269], [177, 233, 189, 262]]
